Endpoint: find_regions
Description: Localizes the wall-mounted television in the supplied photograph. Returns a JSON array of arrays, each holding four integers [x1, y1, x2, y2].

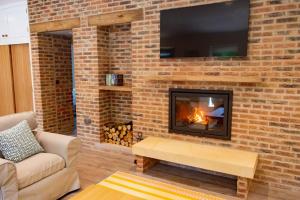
[[160, 0, 250, 58]]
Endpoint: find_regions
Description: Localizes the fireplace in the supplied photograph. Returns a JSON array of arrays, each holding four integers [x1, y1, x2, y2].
[[169, 89, 233, 140]]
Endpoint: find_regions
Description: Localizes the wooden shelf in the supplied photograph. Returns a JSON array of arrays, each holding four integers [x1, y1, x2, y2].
[[99, 86, 132, 92], [145, 75, 262, 83]]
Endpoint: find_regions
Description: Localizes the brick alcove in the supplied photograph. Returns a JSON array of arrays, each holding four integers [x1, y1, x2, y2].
[[97, 23, 133, 143]]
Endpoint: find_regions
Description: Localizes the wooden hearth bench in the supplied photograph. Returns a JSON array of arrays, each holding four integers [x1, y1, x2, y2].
[[132, 137, 258, 199]]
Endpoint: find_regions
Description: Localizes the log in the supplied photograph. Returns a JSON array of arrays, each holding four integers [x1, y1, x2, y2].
[[103, 121, 133, 146]]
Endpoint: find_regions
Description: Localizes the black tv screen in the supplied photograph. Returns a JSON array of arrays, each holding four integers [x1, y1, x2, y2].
[[160, 0, 250, 58]]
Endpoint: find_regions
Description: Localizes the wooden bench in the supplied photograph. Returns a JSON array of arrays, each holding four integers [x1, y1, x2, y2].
[[132, 137, 258, 199]]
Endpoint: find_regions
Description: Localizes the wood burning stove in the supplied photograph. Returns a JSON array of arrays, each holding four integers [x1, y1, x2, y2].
[[169, 88, 233, 140]]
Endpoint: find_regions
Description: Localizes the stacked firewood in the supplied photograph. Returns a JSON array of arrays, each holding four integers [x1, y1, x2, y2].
[[103, 121, 133, 147]]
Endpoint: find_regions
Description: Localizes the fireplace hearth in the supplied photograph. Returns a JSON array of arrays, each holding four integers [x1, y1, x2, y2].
[[169, 89, 232, 140]]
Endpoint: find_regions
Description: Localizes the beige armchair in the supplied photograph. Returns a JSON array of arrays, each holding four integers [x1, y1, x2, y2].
[[0, 112, 81, 200]]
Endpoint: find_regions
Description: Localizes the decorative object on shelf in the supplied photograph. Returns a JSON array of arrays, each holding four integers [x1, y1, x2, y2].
[[105, 74, 123, 86], [105, 74, 112, 86], [103, 121, 133, 147]]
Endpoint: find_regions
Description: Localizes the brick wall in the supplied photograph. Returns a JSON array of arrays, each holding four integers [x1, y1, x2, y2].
[[72, 23, 105, 146], [30, 33, 73, 134], [28, 0, 300, 195], [31, 33, 57, 132]]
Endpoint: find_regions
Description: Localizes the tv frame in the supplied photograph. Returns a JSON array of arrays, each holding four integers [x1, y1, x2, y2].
[[159, 1, 250, 59]]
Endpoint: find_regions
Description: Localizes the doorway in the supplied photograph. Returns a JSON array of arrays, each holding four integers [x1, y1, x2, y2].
[[36, 30, 76, 135]]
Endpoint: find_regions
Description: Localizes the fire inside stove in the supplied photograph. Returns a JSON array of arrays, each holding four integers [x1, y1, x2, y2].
[[188, 108, 207, 124], [175, 97, 225, 131]]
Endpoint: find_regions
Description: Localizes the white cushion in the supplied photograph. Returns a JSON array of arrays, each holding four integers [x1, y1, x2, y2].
[[16, 153, 65, 189], [0, 120, 44, 162]]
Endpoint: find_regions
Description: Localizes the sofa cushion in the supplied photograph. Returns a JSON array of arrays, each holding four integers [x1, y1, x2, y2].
[[0, 120, 44, 162], [16, 153, 65, 189]]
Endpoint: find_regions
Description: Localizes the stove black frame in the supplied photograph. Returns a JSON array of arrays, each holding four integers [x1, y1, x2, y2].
[[169, 88, 233, 140]]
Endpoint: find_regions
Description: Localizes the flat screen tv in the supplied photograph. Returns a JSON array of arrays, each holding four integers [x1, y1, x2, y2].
[[160, 0, 250, 58]]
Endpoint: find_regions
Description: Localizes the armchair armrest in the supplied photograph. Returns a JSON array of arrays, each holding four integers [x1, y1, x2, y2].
[[35, 131, 81, 168], [0, 158, 18, 200]]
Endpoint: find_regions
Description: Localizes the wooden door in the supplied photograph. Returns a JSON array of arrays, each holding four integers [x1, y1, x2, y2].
[[0, 45, 15, 115], [11, 44, 33, 112]]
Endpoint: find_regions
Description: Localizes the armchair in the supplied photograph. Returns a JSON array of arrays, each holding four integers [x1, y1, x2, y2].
[[0, 112, 81, 200]]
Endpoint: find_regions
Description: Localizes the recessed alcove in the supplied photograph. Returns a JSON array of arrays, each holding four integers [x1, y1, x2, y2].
[[91, 9, 143, 146], [97, 23, 133, 146]]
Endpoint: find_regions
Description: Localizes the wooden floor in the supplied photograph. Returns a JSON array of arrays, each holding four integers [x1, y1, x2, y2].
[[61, 144, 297, 200]]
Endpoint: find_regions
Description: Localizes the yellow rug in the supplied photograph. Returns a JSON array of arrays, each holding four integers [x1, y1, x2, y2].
[[71, 171, 224, 200]]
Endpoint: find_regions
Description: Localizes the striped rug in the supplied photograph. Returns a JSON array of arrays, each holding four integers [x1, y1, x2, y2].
[[94, 171, 224, 200]]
